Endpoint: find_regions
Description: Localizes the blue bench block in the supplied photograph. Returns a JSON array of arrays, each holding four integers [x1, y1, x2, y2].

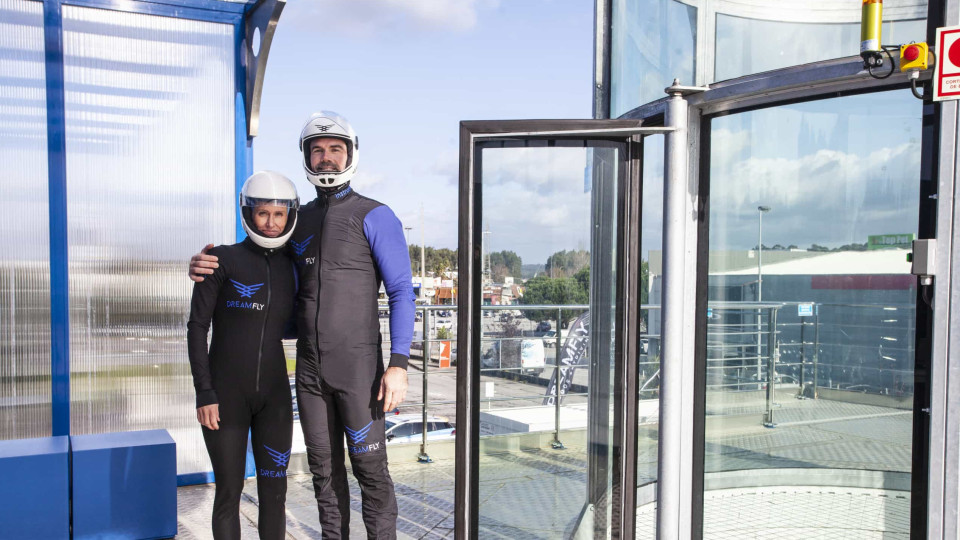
[[72, 429, 177, 540], [0, 436, 70, 540]]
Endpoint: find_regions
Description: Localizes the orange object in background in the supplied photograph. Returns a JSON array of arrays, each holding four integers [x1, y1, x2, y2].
[[439, 341, 451, 368]]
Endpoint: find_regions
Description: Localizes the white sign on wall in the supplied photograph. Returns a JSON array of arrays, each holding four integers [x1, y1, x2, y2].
[[934, 26, 960, 101]]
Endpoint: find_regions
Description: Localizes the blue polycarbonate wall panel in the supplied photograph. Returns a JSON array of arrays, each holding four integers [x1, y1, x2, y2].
[[0, 0, 53, 440], [61, 5, 235, 475]]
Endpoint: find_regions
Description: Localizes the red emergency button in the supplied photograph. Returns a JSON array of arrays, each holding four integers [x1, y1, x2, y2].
[[904, 45, 920, 62]]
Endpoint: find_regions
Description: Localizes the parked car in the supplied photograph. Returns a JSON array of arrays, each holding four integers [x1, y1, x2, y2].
[[535, 321, 552, 332], [384, 414, 455, 444], [542, 330, 570, 348]]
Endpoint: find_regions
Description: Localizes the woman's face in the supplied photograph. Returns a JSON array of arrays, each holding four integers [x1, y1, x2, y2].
[[252, 204, 288, 238]]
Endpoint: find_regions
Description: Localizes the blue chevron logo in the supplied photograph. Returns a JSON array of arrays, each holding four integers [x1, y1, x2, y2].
[[230, 280, 264, 298], [263, 444, 291, 468], [344, 421, 373, 446], [291, 235, 314, 256]]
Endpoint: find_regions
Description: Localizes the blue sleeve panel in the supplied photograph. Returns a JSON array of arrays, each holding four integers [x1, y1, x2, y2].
[[364, 205, 416, 367]]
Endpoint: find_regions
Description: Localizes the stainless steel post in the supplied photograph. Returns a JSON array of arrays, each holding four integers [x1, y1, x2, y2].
[[763, 307, 778, 427], [657, 81, 692, 540], [799, 316, 806, 392], [418, 307, 432, 463], [553, 306, 564, 449], [813, 307, 820, 399]]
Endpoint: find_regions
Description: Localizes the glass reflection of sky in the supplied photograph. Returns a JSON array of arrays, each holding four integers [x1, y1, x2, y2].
[[610, 0, 928, 117], [594, 92, 921, 262], [710, 91, 922, 251], [612, 0, 696, 118], [716, 15, 927, 82]]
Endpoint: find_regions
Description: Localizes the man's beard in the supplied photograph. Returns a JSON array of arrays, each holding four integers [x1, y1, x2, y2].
[[315, 162, 341, 173]]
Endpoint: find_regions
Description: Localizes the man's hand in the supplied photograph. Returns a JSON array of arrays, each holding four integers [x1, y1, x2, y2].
[[197, 404, 220, 430], [378, 366, 408, 413], [188, 244, 219, 283]]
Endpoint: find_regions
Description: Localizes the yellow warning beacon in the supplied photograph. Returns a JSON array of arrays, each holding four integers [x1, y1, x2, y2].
[[861, 0, 883, 67]]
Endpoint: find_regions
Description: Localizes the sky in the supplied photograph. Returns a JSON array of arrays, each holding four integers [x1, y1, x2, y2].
[[253, 0, 595, 265], [252, 1, 925, 269]]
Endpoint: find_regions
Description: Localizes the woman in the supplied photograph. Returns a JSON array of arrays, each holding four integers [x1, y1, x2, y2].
[[187, 170, 299, 539]]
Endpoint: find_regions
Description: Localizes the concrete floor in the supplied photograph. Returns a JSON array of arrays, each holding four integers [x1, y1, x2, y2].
[[176, 394, 913, 539]]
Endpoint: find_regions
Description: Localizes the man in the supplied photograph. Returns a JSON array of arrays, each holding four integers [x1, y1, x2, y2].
[[191, 111, 415, 539]]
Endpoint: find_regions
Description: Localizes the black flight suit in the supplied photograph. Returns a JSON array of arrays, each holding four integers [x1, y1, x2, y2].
[[187, 237, 297, 540], [290, 185, 415, 539]]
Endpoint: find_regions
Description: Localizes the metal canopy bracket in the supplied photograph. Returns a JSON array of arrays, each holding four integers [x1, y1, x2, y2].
[[665, 79, 710, 97], [243, 0, 285, 138]]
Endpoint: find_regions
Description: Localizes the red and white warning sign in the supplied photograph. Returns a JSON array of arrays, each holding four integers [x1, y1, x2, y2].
[[935, 26, 960, 101]]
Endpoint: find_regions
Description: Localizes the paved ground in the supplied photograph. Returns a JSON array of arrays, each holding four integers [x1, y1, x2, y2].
[[176, 392, 913, 539]]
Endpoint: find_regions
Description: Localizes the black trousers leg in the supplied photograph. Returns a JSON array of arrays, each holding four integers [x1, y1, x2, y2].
[[250, 386, 294, 540], [298, 379, 351, 539], [202, 393, 251, 540], [339, 379, 397, 540]]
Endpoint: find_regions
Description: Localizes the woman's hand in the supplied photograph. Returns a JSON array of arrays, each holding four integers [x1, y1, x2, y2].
[[197, 404, 220, 430]]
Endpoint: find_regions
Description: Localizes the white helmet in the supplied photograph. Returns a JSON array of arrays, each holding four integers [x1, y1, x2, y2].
[[239, 171, 299, 249], [298, 111, 359, 189]]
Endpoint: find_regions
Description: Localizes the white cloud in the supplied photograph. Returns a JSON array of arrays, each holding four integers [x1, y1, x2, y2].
[[476, 147, 597, 263], [286, 0, 499, 36]]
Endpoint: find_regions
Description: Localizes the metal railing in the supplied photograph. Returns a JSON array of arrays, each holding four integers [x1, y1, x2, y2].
[[400, 304, 591, 461], [333, 300, 917, 460]]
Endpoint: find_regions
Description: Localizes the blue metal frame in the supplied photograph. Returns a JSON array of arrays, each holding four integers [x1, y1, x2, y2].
[[29, 0, 245, 24], [234, 18, 253, 242], [43, 0, 70, 438]]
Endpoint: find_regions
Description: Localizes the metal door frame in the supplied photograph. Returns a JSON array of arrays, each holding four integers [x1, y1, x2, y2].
[[613, 50, 944, 538], [454, 120, 671, 539]]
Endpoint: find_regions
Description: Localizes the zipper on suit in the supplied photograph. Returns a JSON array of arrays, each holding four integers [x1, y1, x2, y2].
[[256, 251, 271, 392], [314, 196, 329, 364]]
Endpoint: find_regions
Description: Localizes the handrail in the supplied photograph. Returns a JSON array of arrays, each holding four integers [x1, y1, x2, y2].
[[351, 300, 918, 458]]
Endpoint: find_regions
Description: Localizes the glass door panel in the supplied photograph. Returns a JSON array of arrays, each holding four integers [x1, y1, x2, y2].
[[703, 91, 921, 537], [473, 138, 623, 538]]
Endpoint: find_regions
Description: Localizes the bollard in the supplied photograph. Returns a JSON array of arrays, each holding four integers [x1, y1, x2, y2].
[[418, 307, 432, 463]]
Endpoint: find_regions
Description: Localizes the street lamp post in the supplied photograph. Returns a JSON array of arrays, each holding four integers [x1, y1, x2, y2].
[[756, 206, 771, 383]]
